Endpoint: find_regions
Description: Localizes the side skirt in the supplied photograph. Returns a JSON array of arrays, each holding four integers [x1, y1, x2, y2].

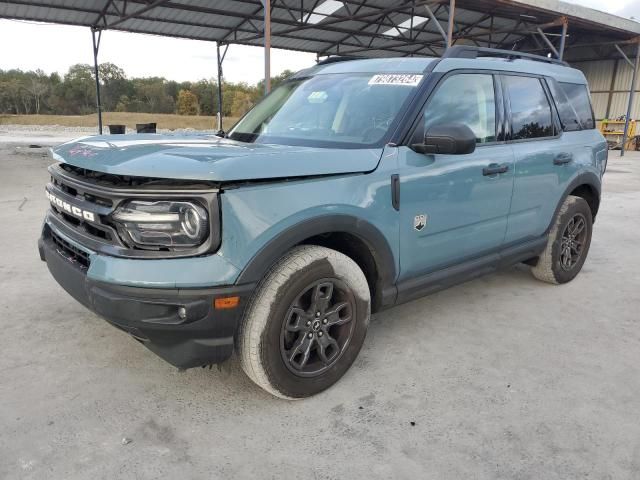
[[394, 236, 547, 306]]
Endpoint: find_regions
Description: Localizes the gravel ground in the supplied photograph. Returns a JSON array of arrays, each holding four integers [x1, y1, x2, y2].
[[0, 125, 217, 145], [0, 124, 101, 133], [0, 137, 639, 479]]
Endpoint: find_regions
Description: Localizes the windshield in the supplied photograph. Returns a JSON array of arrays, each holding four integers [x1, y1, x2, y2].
[[228, 73, 423, 148]]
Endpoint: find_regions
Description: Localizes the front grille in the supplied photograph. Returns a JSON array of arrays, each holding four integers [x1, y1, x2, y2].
[[52, 174, 113, 207], [48, 166, 120, 248], [50, 229, 90, 270], [45, 163, 220, 259]]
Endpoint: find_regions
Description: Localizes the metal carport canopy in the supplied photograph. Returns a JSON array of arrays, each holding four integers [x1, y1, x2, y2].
[[2, 0, 640, 58], [2, 0, 640, 150]]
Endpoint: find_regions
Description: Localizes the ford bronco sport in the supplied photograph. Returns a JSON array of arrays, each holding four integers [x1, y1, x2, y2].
[[39, 47, 607, 399]]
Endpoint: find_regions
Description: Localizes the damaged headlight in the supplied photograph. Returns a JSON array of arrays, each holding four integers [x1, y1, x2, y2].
[[112, 200, 209, 249]]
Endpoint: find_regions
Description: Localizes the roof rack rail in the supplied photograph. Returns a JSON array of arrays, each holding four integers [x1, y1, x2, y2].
[[316, 55, 362, 66], [442, 46, 569, 66]]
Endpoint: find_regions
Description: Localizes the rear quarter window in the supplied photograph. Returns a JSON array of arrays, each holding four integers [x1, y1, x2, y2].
[[547, 79, 581, 132], [559, 82, 595, 130]]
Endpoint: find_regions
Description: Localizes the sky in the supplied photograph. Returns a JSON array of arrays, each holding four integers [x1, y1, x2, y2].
[[0, 0, 639, 85]]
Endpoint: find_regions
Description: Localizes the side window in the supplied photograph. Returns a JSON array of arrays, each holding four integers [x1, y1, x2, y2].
[[547, 79, 581, 132], [504, 75, 554, 140], [560, 82, 595, 130], [423, 73, 496, 143]]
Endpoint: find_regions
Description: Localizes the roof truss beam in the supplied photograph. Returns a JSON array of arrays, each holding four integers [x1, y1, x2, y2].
[[1, 0, 638, 61]]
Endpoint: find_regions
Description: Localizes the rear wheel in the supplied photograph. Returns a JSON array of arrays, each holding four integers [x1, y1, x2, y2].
[[236, 245, 371, 399], [531, 195, 593, 284]]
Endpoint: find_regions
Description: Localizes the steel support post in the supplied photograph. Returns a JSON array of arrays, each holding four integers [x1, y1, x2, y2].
[[488, 15, 493, 48], [216, 42, 223, 132], [558, 18, 568, 60], [615, 44, 634, 67], [447, 0, 456, 47], [91, 28, 103, 135], [263, 0, 271, 95], [621, 41, 640, 156], [537, 27, 559, 58], [605, 59, 619, 119], [423, 4, 447, 45]]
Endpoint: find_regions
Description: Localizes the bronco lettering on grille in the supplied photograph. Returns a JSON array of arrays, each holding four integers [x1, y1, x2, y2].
[[46, 190, 96, 222]]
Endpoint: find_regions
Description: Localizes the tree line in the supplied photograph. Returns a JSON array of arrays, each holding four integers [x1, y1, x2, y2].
[[0, 63, 294, 117]]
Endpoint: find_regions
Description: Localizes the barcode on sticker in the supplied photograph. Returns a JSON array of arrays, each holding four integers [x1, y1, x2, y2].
[[368, 74, 423, 86]]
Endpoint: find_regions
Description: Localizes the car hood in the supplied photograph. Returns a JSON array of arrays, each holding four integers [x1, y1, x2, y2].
[[50, 134, 383, 182]]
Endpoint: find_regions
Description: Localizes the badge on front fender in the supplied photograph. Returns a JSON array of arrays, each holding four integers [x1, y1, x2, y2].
[[414, 214, 427, 231]]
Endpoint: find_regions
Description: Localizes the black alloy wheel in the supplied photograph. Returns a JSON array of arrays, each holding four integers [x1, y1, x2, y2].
[[237, 245, 371, 399], [531, 195, 593, 284], [280, 278, 356, 377], [560, 213, 588, 271]]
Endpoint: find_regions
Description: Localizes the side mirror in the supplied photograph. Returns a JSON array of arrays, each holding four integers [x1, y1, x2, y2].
[[411, 123, 476, 155]]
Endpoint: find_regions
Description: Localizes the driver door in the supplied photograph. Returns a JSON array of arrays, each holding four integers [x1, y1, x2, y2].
[[397, 72, 515, 281]]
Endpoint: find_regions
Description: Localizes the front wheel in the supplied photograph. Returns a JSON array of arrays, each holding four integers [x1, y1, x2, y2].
[[236, 245, 371, 399], [531, 195, 593, 284]]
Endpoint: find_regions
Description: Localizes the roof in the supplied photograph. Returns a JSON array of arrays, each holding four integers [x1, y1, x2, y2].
[[297, 50, 585, 85], [1, 0, 639, 61], [309, 57, 436, 75], [434, 56, 586, 83]]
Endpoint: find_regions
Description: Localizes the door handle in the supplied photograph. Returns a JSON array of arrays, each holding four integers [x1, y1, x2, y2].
[[482, 163, 510, 176], [554, 153, 573, 165]]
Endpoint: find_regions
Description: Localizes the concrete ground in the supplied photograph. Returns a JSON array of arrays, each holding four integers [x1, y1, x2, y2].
[[0, 139, 639, 480]]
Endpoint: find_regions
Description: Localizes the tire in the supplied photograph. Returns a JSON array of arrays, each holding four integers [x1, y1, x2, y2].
[[236, 245, 371, 399], [531, 195, 593, 284]]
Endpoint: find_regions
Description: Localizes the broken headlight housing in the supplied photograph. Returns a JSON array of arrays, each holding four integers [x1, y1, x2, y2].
[[112, 200, 209, 250]]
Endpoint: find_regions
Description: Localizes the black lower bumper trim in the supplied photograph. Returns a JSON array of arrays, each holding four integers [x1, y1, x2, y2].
[[39, 231, 255, 369]]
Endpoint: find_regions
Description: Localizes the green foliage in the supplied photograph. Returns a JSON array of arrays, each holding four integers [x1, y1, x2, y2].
[[0, 63, 297, 118], [256, 69, 295, 94], [59, 64, 95, 114], [177, 89, 199, 115], [99, 62, 130, 111], [190, 80, 215, 115]]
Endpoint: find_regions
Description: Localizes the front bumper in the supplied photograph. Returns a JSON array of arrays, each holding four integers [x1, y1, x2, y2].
[[39, 227, 254, 369]]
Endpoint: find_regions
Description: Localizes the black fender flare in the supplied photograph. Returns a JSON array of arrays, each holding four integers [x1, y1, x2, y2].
[[235, 214, 398, 308], [546, 171, 601, 233]]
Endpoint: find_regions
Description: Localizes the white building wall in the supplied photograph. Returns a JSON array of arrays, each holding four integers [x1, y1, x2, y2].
[[613, 61, 640, 91], [591, 93, 609, 119], [574, 59, 640, 119], [578, 60, 615, 91]]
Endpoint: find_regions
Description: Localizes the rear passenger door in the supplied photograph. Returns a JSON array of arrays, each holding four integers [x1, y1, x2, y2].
[[502, 74, 575, 244]]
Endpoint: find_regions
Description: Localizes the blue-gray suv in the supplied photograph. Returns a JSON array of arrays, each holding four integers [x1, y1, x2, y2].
[[39, 47, 607, 398]]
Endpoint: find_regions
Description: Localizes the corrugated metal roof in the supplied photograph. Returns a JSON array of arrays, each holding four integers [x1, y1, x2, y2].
[[1, 0, 639, 60]]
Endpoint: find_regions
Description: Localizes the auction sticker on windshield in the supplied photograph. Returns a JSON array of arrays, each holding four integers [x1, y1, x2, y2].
[[368, 74, 423, 86]]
